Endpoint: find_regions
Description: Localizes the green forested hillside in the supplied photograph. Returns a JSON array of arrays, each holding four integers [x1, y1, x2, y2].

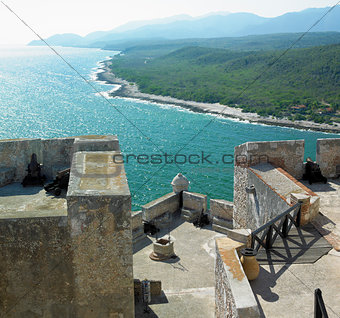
[[105, 32, 340, 57], [110, 43, 340, 124]]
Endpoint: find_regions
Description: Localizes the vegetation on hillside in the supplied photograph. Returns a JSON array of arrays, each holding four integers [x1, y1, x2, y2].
[[105, 32, 340, 57], [109, 39, 340, 124]]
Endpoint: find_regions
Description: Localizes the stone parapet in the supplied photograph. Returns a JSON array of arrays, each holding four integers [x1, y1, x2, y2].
[[132, 210, 146, 244], [210, 199, 233, 221], [142, 192, 180, 222], [132, 210, 143, 231], [215, 237, 260, 318], [73, 135, 120, 152], [0, 215, 72, 316], [0, 135, 119, 184], [0, 167, 15, 187], [182, 191, 207, 212], [212, 216, 233, 229], [316, 138, 340, 178]]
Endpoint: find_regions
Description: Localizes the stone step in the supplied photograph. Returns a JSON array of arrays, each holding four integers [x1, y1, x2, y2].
[[181, 208, 200, 222], [181, 214, 193, 222], [212, 216, 233, 229], [212, 225, 251, 244]]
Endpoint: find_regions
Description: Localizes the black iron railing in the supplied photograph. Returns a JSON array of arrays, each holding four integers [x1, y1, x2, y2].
[[314, 289, 329, 318], [251, 203, 302, 251]]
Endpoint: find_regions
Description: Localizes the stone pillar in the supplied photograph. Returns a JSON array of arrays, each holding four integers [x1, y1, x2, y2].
[[290, 193, 311, 226], [67, 151, 134, 317]]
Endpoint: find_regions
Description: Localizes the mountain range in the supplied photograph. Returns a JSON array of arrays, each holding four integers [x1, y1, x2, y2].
[[28, 6, 340, 49]]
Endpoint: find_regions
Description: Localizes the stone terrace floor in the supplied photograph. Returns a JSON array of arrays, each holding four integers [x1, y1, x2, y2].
[[0, 183, 67, 219], [251, 179, 340, 318], [133, 215, 223, 318]]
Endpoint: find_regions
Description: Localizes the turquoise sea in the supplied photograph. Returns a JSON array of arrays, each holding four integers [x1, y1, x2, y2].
[[0, 46, 339, 210]]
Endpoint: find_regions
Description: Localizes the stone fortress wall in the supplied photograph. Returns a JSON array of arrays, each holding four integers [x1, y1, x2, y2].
[[233, 140, 305, 229], [233, 139, 340, 231], [316, 138, 340, 178], [0, 135, 133, 318], [0, 135, 120, 187], [0, 136, 339, 318]]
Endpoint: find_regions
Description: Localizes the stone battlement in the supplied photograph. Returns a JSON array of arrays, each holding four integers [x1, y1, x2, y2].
[[0, 135, 133, 318]]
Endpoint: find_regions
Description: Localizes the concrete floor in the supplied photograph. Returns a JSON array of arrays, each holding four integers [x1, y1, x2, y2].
[[1, 180, 339, 318], [251, 179, 340, 318], [133, 215, 224, 318], [305, 179, 340, 240], [0, 182, 67, 218]]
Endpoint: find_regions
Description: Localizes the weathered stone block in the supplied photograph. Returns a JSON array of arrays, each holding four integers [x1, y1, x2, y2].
[[290, 192, 311, 225], [0, 167, 15, 187], [182, 191, 207, 212], [0, 215, 72, 317], [67, 150, 134, 317], [131, 210, 143, 231], [316, 138, 340, 178], [0, 138, 42, 182], [142, 192, 180, 222], [310, 196, 320, 221], [181, 208, 200, 222], [73, 135, 120, 152], [41, 137, 74, 179], [210, 199, 233, 220], [212, 216, 233, 229]]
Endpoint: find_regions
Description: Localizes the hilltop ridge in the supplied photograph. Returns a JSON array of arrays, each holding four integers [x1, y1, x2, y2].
[[28, 6, 340, 49]]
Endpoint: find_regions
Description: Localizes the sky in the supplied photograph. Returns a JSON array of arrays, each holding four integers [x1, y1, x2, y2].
[[0, 0, 337, 44]]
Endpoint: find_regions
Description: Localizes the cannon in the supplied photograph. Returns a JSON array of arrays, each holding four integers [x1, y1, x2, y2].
[[303, 158, 327, 185], [193, 209, 210, 228], [22, 153, 46, 187], [44, 168, 70, 196]]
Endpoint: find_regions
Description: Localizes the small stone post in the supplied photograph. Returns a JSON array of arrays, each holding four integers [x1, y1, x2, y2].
[[290, 193, 311, 226]]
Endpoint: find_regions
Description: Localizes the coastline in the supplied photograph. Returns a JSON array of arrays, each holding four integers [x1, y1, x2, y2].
[[97, 62, 340, 134]]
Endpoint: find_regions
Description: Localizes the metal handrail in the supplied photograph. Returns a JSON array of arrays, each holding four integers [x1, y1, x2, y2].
[[251, 202, 302, 251], [314, 289, 329, 318]]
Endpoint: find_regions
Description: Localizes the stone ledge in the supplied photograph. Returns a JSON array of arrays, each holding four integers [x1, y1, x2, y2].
[[73, 135, 120, 152], [142, 192, 180, 222], [215, 237, 260, 318], [212, 216, 233, 229], [210, 199, 233, 220], [213, 226, 251, 244], [131, 210, 143, 231], [182, 191, 207, 212]]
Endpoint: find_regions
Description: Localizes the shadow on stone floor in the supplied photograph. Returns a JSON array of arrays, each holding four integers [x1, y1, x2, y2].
[[301, 179, 339, 192], [135, 292, 170, 317], [0, 183, 42, 196], [256, 224, 332, 265]]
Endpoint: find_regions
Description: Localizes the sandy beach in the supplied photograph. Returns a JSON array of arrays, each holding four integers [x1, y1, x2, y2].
[[97, 62, 340, 134]]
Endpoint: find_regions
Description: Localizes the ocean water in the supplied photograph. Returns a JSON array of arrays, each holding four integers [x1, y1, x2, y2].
[[0, 46, 339, 210]]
